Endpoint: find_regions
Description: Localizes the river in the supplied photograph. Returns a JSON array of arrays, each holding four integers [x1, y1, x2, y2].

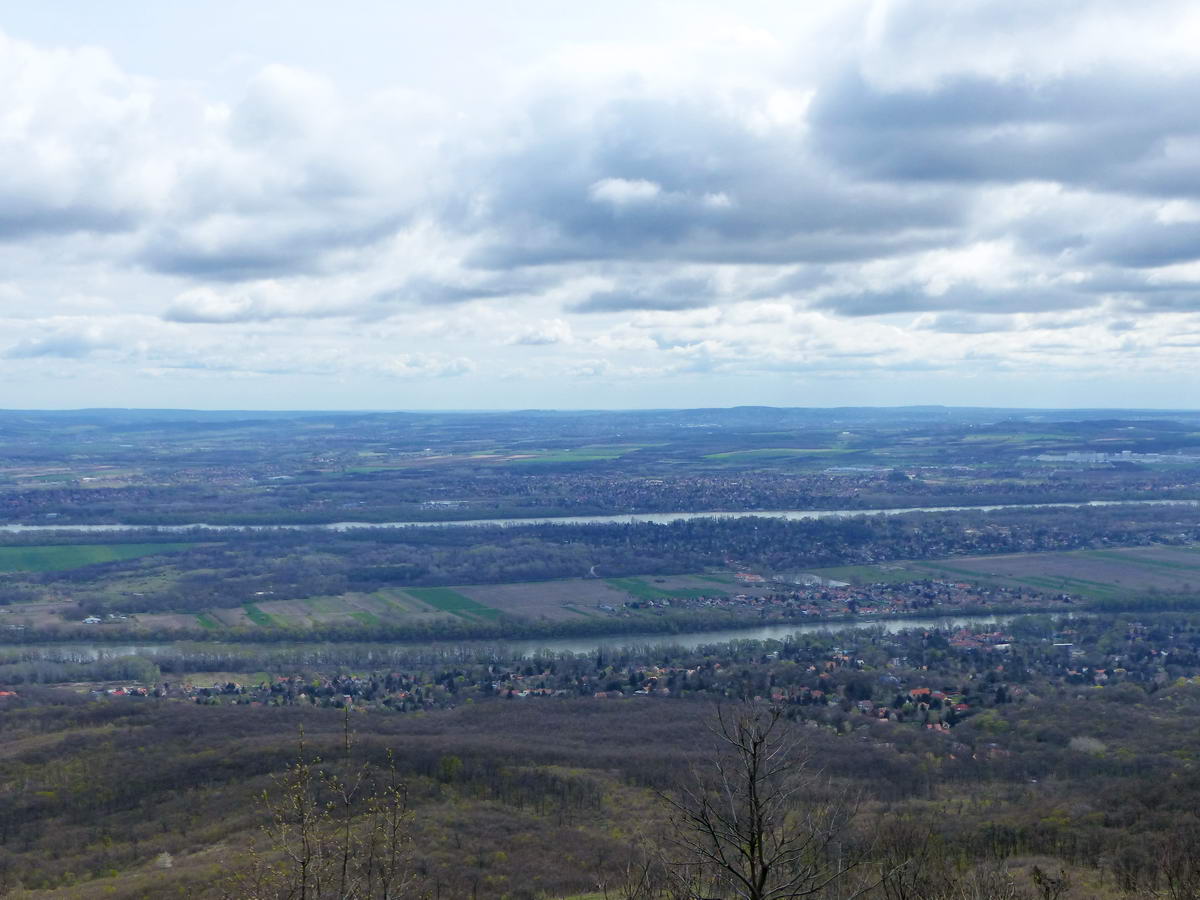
[[1, 613, 1032, 663], [0, 498, 1195, 534]]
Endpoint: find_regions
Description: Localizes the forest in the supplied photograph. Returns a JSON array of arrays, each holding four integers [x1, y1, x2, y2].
[[4, 612, 1200, 897]]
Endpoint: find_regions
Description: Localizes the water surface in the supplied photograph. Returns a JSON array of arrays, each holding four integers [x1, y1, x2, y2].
[[1, 499, 1193, 534]]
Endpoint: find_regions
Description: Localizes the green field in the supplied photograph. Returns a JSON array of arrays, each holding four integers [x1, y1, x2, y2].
[[807, 545, 1200, 601], [697, 573, 737, 584], [803, 564, 921, 585], [242, 603, 280, 627], [704, 448, 857, 462], [960, 432, 1072, 443], [0, 542, 195, 573], [605, 577, 719, 601], [195, 613, 219, 630], [405, 587, 501, 620], [507, 445, 643, 464]]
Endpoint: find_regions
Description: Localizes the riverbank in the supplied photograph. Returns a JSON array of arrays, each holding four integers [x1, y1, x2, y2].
[[2, 498, 1197, 534], [0, 611, 1027, 664]]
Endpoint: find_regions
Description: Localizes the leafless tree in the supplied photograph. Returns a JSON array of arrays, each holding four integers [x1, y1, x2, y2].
[[223, 716, 420, 900], [659, 704, 881, 900], [1157, 821, 1200, 900]]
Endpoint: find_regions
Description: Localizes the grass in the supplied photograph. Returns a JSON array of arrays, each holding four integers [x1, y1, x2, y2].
[[1011, 575, 1121, 597], [893, 545, 1200, 600], [1080, 550, 1200, 572], [350, 611, 383, 626], [804, 564, 921, 585], [606, 577, 671, 601], [0, 542, 195, 573], [242, 604, 279, 627], [305, 597, 340, 614], [195, 613, 219, 630], [960, 432, 1071, 443], [915, 561, 998, 579], [704, 448, 857, 462], [605, 577, 721, 602], [405, 587, 501, 620], [375, 591, 417, 613], [507, 445, 642, 464]]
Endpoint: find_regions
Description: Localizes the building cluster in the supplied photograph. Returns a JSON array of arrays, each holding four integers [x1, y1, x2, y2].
[[615, 578, 1068, 619]]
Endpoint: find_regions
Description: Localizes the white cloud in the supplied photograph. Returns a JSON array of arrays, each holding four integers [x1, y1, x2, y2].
[[2, 3, 1200, 408], [379, 354, 474, 378], [507, 318, 573, 345], [588, 178, 663, 206]]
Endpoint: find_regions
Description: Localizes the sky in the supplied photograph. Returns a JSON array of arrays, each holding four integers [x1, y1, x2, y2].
[[2, 0, 1200, 410]]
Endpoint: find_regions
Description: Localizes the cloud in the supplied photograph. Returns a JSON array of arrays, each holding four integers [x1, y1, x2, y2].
[[589, 178, 662, 206], [460, 89, 963, 269], [4, 330, 116, 359], [572, 277, 718, 313], [378, 354, 474, 378], [812, 67, 1200, 197], [507, 319, 573, 345], [0, 30, 439, 283], [374, 273, 548, 307], [162, 283, 350, 323], [5, 4, 1200, 407], [140, 214, 406, 281], [0, 31, 168, 241], [812, 284, 1091, 317], [913, 313, 1017, 335]]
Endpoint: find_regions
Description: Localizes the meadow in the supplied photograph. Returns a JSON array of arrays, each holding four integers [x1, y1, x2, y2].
[[810, 544, 1200, 599], [0, 542, 194, 573]]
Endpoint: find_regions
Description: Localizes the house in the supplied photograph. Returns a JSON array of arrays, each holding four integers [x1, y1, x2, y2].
[[82, 616, 102, 625]]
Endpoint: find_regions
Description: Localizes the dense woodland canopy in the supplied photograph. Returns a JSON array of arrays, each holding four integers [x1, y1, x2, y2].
[[5, 612, 1200, 897]]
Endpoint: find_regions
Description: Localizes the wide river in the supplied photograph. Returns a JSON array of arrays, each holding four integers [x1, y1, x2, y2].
[[0, 498, 1195, 534], [6, 613, 1033, 662]]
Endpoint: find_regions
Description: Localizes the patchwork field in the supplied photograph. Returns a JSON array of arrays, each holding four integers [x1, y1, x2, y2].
[[21, 546, 1200, 634], [404, 587, 502, 620], [605, 574, 767, 602], [809, 545, 1200, 600], [453, 579, 628, 621], [20, 572, 750, 632]]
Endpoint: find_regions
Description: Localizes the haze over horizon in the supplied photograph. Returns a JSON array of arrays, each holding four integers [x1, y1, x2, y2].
[[3, 1, 1200, 410]]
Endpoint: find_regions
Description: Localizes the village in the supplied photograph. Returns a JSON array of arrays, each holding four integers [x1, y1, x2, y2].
[[616, 574, 1071, 619], [52, 613, 1191, 746]]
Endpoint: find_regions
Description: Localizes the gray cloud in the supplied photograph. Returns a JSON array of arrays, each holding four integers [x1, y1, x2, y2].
[[460, 93, 964, 270], [814, 285, 1092, 317], [811, 68, 1200, 196], [140, 214, 406, 282], [914, 313, 1017, 334], [374, 274, 549, 307], [752, 266, 831, 299], [1082, 222, 1200, 270], [0, 206, 137, 241], [4, 332, 115, 359], [1071, 270, 1200, 311], [6, 5, 1200, 408], [571, 277, 717, 313]]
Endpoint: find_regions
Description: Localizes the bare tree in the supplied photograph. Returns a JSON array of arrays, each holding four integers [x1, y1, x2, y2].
[[659, 704, 877, 900], [224, 717, 420, 900], [1157, 821, 1200, 900]]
